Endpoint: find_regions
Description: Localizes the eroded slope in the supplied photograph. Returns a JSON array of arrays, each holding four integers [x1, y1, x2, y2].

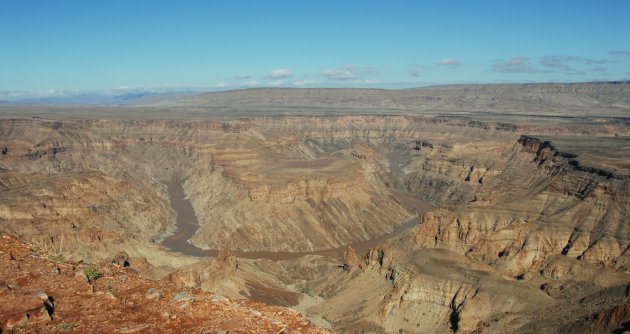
[[0, 94, 629, 333]]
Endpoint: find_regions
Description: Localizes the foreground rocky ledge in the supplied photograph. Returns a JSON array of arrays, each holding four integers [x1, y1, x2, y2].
[[0, 234, 331, 333]]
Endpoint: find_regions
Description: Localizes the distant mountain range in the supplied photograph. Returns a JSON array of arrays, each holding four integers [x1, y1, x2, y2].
[[0, 91, 197, 106], [144, 81, 630, 115], [2, 81, 629, 110]]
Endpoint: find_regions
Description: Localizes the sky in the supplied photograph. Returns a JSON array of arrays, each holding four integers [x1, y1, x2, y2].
[[1, 0, 630, 100]]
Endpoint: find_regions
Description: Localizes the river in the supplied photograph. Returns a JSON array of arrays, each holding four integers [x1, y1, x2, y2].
[[161, 150, 432, 260]]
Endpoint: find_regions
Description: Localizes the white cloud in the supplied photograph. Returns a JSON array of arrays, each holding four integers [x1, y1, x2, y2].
[[320, 79, 382, 87], [492, 56, 549, 74], [240, 81, 258, 87], [293, 80, 317, 86], [321, 68, 356, 81], [540, 56, 608, 72], [356, 79, 380, 85], [234, 74, 252, 80], [268, 80, 285, 86], [320, 66, 379, 81], [436, 58, 459, 66], [270, 69, 292, 79]]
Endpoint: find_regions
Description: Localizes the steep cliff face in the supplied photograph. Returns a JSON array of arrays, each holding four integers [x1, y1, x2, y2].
[[304, 245, 553, 333], [1, 86, 629, 333], [293, 241, 630, 334], [374, 132, 627, 332], [1, 116, 627, 260], [0, 168, 179, 264], [403, 135, 629, 277], [267, 128, 628, 333], [0, 118, 426, 254]]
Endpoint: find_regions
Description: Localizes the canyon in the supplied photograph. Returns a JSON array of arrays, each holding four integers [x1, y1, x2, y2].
[[0, 83, 629, 333]]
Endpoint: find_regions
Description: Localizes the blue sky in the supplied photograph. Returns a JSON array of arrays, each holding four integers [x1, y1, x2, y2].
[[1, 0, 629, 99]]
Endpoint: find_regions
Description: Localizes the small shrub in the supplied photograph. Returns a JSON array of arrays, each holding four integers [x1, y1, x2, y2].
[[83, 266, 102, 283], [32, 235, 67, 263], [48, 254, 66, 264]]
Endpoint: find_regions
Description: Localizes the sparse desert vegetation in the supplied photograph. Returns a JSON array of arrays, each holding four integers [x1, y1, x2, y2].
[[1, 84, 629, 333]]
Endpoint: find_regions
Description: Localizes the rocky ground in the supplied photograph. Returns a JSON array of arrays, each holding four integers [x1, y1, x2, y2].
[[0, 83, 629, 333], [0, 233, 331, 333]]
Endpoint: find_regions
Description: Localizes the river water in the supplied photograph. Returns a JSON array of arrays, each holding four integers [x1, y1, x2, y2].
[[161, 150, 432, 260]]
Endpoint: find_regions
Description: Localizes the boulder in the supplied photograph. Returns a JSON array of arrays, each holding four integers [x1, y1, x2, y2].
[[145, 287, 161, 300], [173, 292, 194, 303], [112, 251, 130, 267], [0, 290, 54, 330]]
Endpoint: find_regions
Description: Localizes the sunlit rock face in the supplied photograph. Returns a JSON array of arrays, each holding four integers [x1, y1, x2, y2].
[[1, 84, 629, 333]]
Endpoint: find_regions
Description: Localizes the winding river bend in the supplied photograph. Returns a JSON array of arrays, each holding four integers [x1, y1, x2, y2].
[[161, 153, 431, 260]]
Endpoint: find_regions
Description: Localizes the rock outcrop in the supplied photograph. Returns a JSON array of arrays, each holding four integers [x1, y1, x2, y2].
[[341, 246, 362, 272], [403, 136, 629, 278], [0, 234, 331, 333], [0, 86, 629, 334]]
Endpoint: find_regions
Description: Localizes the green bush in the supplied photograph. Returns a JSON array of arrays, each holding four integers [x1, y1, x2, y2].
[[48, 254, 66, 264], [83, 266, 102, 283]]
